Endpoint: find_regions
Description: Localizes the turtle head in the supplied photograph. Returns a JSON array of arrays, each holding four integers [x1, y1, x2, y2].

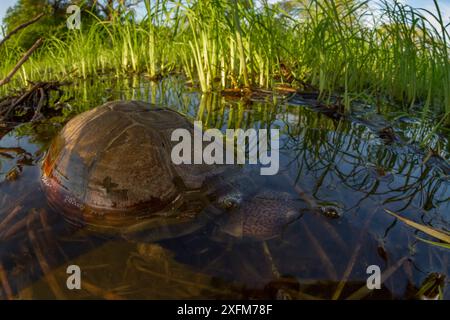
[[319, 206, 343, 219]]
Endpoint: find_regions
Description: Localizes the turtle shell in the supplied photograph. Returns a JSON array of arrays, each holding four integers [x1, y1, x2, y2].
[[41, 100, 221, 233]]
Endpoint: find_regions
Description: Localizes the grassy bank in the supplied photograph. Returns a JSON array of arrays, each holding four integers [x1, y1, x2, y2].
[[1, 0, 449, 123]]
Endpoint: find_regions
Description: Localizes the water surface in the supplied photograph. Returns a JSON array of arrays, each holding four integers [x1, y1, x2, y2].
[[0, 76, 449, 299]]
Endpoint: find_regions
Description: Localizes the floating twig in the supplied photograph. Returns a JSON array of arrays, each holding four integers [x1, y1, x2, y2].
[[0, 147, 27, 155], [82, 280, 126, 300], [346, 256, 408, 300], [27, 212, 66, 299], [31, 88, 46, 122], [0, 80, 64, 122], [132, 258, 236, 296], [38, 208, 55, 245], [320, 219, 349, 254], [303, 222, 337, 280], [0, 262, 14, 300], [332, 207, 377, 300], [262, 241, 280, 279], [0, 205, 23, 236], [0, 38, 43, 87], [0, 14, 44, 48]]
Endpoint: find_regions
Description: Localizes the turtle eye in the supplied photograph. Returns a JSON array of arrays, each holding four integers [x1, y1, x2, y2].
[[217, 191, 243, 210]]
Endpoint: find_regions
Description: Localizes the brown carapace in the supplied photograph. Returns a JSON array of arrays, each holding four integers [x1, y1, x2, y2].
[[41, 101, 220, 233]]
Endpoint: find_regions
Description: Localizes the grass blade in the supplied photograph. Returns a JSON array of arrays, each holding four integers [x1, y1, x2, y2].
[[384, 209, 450, 244]]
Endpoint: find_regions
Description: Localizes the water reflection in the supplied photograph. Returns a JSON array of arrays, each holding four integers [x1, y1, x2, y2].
[[0, 75, 448, 299]]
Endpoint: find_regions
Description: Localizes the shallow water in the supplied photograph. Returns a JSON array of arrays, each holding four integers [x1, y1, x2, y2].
[[0, 75, 449, 300]]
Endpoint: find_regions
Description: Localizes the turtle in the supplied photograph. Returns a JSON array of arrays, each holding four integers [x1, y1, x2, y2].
[[40, 100, 304, 242]]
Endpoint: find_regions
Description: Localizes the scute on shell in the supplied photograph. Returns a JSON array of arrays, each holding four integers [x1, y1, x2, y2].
[[41, 101, 223, 231]]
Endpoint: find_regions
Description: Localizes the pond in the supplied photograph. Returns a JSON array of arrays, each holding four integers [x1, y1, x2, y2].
[[0, 75, 449, 299]]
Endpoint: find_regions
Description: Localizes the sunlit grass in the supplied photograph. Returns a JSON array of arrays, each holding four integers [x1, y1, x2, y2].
[[0, 0, 449, 124]]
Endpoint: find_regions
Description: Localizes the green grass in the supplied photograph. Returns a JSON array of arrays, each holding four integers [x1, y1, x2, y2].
[[1, 0, 449, 124]]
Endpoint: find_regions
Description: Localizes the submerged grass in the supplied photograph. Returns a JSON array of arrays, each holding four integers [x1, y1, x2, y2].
[[1, 0, 450, 124]]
